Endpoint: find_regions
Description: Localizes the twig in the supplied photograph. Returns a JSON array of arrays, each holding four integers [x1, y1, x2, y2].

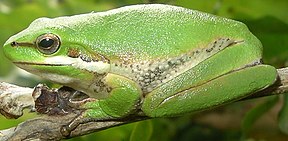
[[0, 82, 34, 119], [1, 113, 145, 141], [0, 67, 288, 141]]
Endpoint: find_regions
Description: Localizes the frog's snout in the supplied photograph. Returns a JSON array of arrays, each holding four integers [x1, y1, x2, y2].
[[5, 40, 35, 48], [2, 37, 35, 63]]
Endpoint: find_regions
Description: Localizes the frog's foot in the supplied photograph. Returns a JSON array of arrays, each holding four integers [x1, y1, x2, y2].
[[61, 73, 143, 136], [60, 111, 93, 137], [60, 108, 116, 137], [60, 98, 100, 136]]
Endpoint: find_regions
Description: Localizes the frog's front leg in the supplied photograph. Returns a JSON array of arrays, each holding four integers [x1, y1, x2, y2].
[[61, 73, 142, 136]]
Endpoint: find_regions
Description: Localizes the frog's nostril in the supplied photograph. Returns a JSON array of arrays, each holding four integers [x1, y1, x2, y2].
[[11, 41, 18, 47]]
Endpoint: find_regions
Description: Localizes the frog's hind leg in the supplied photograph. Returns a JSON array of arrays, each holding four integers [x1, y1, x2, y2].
[[141, 65, 277, 117]]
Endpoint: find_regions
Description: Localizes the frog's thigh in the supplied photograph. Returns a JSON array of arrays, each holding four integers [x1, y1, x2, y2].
[[83, 73, 142, 118], [142, 65, 277, 117]]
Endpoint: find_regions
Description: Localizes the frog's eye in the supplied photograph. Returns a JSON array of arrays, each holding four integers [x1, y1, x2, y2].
[[36, 33, 60, 55]]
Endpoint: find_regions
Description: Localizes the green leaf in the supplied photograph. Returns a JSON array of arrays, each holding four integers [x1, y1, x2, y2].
[[241, 96, 278, 138], [129, 120, 153, 141], [244, 16, 288, 67], [278, 94, 288, 135]]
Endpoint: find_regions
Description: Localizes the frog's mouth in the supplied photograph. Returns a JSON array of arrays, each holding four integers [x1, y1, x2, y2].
[[14, 56, 111, 75], [13, 61, 69, 66]]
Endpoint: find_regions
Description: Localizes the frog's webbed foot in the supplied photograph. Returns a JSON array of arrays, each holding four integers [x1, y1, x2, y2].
[[60, 111, 95, 137], [60, 95, 111, 137], [60, 108, 117, 137]]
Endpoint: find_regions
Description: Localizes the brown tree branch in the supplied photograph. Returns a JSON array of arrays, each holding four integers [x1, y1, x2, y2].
[[1, 113, 146, 141], [0, 67, 288, 141]]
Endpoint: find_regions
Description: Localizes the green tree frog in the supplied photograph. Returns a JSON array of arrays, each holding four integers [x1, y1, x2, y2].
[[2, 4, 278, 135]]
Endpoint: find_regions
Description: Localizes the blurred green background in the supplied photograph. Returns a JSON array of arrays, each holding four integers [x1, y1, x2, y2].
[[0, 0, 287, 141]]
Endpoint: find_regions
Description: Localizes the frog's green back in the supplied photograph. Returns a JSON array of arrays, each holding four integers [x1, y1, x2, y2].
[[9, 4, 262, 62]]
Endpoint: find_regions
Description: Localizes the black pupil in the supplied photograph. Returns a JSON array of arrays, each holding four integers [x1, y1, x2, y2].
[[39, 38, 54, 48]]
